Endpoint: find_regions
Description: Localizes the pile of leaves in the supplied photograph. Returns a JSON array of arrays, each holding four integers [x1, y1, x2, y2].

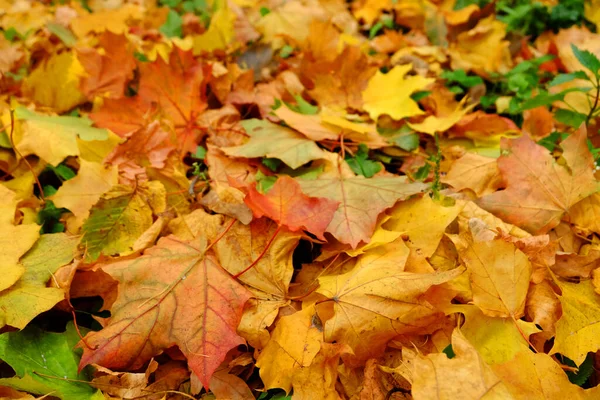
[[5, 0, 600, 398]]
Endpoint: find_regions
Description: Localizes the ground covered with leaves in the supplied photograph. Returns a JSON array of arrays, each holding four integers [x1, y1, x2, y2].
[[5, 0, 600, 399]]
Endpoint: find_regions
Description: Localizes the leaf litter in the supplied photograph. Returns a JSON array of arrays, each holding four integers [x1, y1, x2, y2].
[[2, 0, 600, 399]]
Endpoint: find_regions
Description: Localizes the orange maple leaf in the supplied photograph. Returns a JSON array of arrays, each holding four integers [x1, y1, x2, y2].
[[244, 176, 339, 239], [478, 127, 599, 234], [90, 48, 211, 153], [78, 235, 252, 389]]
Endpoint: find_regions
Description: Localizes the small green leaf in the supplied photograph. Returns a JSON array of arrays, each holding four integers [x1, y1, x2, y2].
[[3, 27, 22, 42], [4, 66, 28, 82], [440, 69, 484, 88], [410, 91, 432, 102], [256, 170, 277, 193], [520, 91, 564, 111], [345, 144, 382, 178], [279, 45, 294, 59], [369, 21, 384, 39], [285, 165, 324, 180], [161, 0, 182, 7], [414, 163, 430, 181], [134, 51, 149, 62], [559, 353, 594, 387], [262, 157, 281, 172], [571, 44, 600, 76], [159, 9, 183, 38], [442, 344, 455, 359], [195, 145, 207, 160], [549, 71, 589, 86], [554, 108, 587, 128], [286, 95, 319, 115], [393, 133, 420, 151], [260, 6, 271, 16], [537, 131, 564, 151], [51, 164, 77, 181], [46, 22, 77, 47]]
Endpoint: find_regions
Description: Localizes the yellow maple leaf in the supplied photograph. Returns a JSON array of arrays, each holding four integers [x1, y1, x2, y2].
[[255, 305, 322, 392], [23, 52, 86, 113], [70, 3, 143, 38], [551, 280, 600, 364], [457, 238, 532, 319], [193, 2, 236, 54], [50, 160, 118, 224], [494, 350, 600, 399], [408, 98, 475, 135], [384, 195, 463, 258], [362, 64, 435, 121], [448, 15, 512, 74], [405, 329, 513, 399]]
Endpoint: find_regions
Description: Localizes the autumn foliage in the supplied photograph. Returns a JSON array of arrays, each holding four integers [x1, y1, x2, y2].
[[5, 0, 600, 399]]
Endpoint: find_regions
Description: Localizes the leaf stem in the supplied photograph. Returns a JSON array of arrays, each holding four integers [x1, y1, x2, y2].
[[586, 78, 600, 126]]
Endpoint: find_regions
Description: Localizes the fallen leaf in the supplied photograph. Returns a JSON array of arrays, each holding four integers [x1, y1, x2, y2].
[[255, 305, 322, 392], [78, 235, 252, 389], [0, 323, 104, 400], [551, 279, 600, 364], [443, 153, 502, 197], [298, 159, 429, 247], [222, 119, 325, 169], [478, 127, 599, 234], [316, 240, 463, 363], [406, 329, 513, 399], [0, 233, 78, 330], [77, 32, 136, 99], [15, 107, 109, 166], [244, 175, 339, 239], [50, 160, 117, 221], [80, 181, 166, 261], [384, 195, 463, 257], [493, 350, 600, 399], [457, 238, 532, 319], [23, 51, 86, 113], [362, 64, 435, 121]]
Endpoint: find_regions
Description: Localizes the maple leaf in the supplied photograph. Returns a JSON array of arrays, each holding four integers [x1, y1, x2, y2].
[[478, 127, 599, 234], [91, 48, 211, 153], [443, 153, 502, 197], [306, 46, 377, 110], [362, 64, 435, 121], [22, 51, 86, 113], [255, 305, 322, 392], [80, 182, 166, 261], [297, 156, 429, 247], [316, 241, 464, 362], [0, 234, 78, 330], [222, 119, 325, 169], [494, 350, 600, 399], [383, 195, 463, 258], [78, 235, 252, 389], [77, 32, 136, 99], [445, 304, 537, 365], [403, 329, 513, 399], [215, 219, 299, 348], [104, 121, 176, 183], [14, 107, 110, 166], [244, 176, 339, 239], [551, 280, 600, 364], [50, 160, 117, 221], [457, 238, 532, 319]]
